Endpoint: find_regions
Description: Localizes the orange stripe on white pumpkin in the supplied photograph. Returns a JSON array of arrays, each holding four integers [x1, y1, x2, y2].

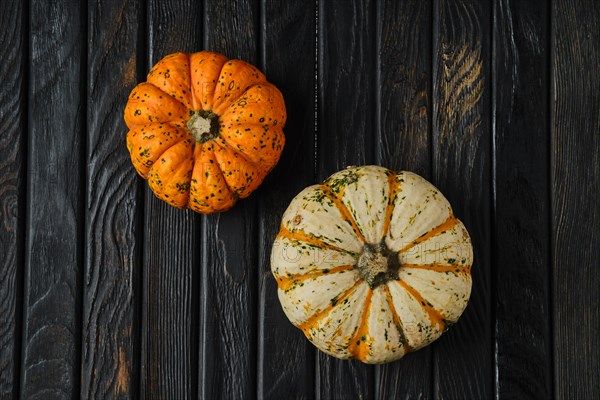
[[278, 268, 361, 328], [354, 286, 410, 363], [347, 288, 373, 361], [270, 236, 358, 278], [398, 267, 472, 324], [385, 280, 444, 350], [321, 186, 367, 244], [277, 225, 354, 255], [302, 281, 370, 359], [323, 166, 391, 244], [385, 172, 454, 251], [275, 265, 355, 291], [382, 171, 399, 237], [280, 185, 364, 254], [297, 279, 363, 335], [398, 215, 459, 254], [382, 284, 411, 354], [401, 263, 471, 275], [397, 280, 446, 331], [398, 218, 473, 269]]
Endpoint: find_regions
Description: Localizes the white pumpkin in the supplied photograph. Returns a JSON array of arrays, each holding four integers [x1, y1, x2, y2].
[[270, 165, 473, 364]]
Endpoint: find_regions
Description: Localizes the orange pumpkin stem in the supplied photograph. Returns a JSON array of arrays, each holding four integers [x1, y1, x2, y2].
[[186, 110, 220, 143]]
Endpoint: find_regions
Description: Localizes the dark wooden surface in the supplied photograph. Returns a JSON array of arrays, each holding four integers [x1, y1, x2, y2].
[[0, 0, 599, 399]]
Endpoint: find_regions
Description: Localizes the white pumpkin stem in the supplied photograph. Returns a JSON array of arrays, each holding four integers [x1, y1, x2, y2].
[[356, 242, 400, 288]]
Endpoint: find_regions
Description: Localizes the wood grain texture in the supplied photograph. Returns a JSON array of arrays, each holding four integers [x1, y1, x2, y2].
[[142, 207, 197, 400], [200, 1, 258, 398], [316, 0, 376, 398], [0, 0, 25, 397], [493, 0, 553, 398], [2, 0, 600, 398], [21, 0, 84, 398], [552, 0, 600, 398], [376, 0, 432, 177], [140, 1, 203, 398], [432, 0, 492, 398], [81, 0, 142, 398], [257, 1, 316, 398], [374, 0, 433, 398]]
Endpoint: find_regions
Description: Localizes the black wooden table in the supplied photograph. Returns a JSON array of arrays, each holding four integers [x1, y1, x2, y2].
[[1, 0, 599, 399]]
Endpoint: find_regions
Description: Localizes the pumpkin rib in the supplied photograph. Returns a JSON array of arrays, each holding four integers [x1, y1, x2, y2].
[[205, 145, 238, 197], [297, 279, 364, 335], [146, 52, 194, 109], [382, 284, 412, 353], [146, 139, 194, 207], [395, 203, 450, 245], [396, 280, 446, 330], [213, 135, 263, 172], [385, 171, 456, 253], [321, 185, 367, 244], [218, 123, 285, 169], [401, 263, 471, 275], [347, 288, 373, 361], [382, 170, 399, 238], [274, 265, 355, 291], [218, 82, 286, 125], [211, 141, 264, 198], [211, 60, 268, 115], [398, 267, 471, 326], [126, 122, 190, 177], [398, 214, 459, 254], [188, 143, 237, 213], [271, 236, 358, 279], [124, 82, 189, 129], [217, 82, 286, 170], [189, 51, 229, 111], [144, 80, 188, 109], [186, 52, 194, 108], [277, 225, 358, 256]]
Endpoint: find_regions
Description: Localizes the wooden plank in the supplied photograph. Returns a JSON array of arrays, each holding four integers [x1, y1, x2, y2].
[[141, 1, 203, 398], [552, 0, 600, 398], [376, 0, 432, 177], [374, 0, 434, 398], [0, 0, 25, 397], [200, 1, 259, 398], [81, 0, 143, 398], [257, 1, 317, 398], [316, 0, 376, 398], [492, 0, 553, 398], [21, 0, 84, 397], [432, 0, 493, 398]]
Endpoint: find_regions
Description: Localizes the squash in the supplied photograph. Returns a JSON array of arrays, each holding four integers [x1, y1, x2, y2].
[[270, 165, 473, 364], [124, 51, 286, 213]]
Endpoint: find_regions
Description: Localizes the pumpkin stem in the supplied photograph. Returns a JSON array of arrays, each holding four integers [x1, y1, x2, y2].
[[187, 110, 220, 143], [356, 242, 400, 288]]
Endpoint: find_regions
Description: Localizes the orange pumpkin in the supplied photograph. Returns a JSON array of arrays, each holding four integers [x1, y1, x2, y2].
[[124, 51, 286, 213]]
